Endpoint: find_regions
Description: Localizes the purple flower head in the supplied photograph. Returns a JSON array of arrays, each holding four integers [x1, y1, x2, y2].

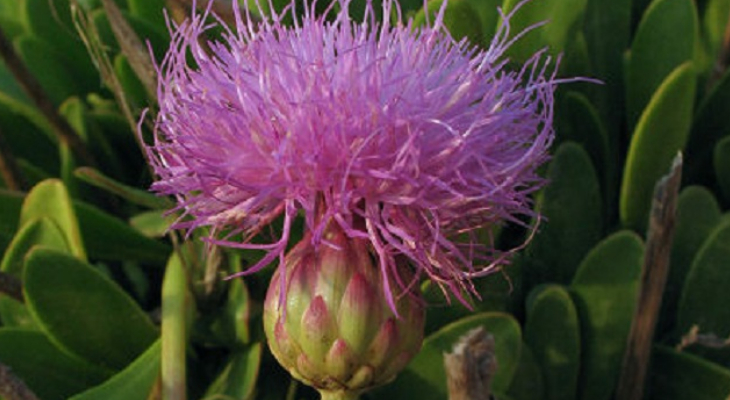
[[147, 0, 561, 309]]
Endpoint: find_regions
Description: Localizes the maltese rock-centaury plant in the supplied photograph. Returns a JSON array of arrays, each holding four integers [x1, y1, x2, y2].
[[145, 0, 561, 397]]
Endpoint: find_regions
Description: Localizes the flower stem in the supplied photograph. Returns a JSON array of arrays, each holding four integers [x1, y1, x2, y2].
[[318, 390, 360, 400], [161, 254, 188, 400]]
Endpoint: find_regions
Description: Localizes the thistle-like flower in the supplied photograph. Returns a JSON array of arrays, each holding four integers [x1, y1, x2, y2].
[[148, 0, 558, 307], [147, 0, 561, 397]]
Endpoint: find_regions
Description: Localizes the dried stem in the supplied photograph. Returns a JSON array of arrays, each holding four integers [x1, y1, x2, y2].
[[101, 0, 157, 100], [71, 0, 154, 170], [677, 325, 730, 351], [0, 25, 96, 168], [444, 327, 497, 400], [615, 153, 683, 400], [0, 126, 26, 190], [0, 362, 39, 400], [0, 271, 24, 303]]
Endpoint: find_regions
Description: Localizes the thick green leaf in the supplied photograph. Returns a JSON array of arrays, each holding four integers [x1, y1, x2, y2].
[[70, 340, 162, 400], [90, 8, 168, 61], [412, 0, 484, 46], [0, 230, 12, 257], [555, 92, 609, 187], [0, 218, 68, 327], [395, 0, 426, 14], [505, 343, 545, 400], [75, 200, 170, 264], [0, 109, 59, 187], [524, 285, 580, 400], [59, 98, 89, 143], [582, 0, 631, 137], [15, 159, 54, 190], [60, 139, 82, 199], [561, 30, 592, 78], [60, 98, 126, 185], [625, 0, 697, 128], [686, 68, 730, 185], [714, 136, 730, 202], [677, 218, 730, 339], [24, 248, 158, 370], [121, 262, 152, 304], [0, 328, 110, 400], [620, 62, 697, 232], [464, 0, 501, 37], [87, 108, 148, 184], [126, 0, 166, 31], [658, 186, 722, 336], [75, 167, 171, 209], [0, 58, 30, 105], [527, 142, 602, 286], [0, 0, 23, 18], [218, 273, 253, 346], [0, 187, 169, 264], [0, 90, 57, 148], [0, 1, 24, 40], [701, 0, 730, 68], [556, 87, 616, 223], [0, 109, 59, 183], [0, 189, 22, 240], [648, 345, 730, 400], [502, 0, 587, 62], [129, 210, 174, 238], [205, 343, 263, 400], [23, 0, 97, 92], [20, 179, 86, 260], [422, 263, 520, 335], [1, 218, 68, 275], [570, 231, 644, 400], [374, 312, 522, 400], [13, 35, 81, 105], [113, 54, 149, 108], [632, 0, 653, 25], [420, 279, 476, 336]]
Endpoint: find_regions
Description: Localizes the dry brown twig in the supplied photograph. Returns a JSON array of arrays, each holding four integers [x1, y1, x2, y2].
[[615, 153, 683, 400], [444, 327, 497, 400], [677, 325, 730, 351], [70, 0, 155, 169]]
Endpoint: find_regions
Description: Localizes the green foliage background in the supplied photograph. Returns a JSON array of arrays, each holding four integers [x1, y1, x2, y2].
[[0, 0, 729, 399]]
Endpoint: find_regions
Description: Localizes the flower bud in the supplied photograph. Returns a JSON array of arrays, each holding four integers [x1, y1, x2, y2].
[[264, 223, 425, 398]]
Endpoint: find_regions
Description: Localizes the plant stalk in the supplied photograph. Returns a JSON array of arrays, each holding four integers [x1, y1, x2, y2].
[[161, 254, 189, 400], [615, 153, 682, 400], [318, 390, 361, 400]]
